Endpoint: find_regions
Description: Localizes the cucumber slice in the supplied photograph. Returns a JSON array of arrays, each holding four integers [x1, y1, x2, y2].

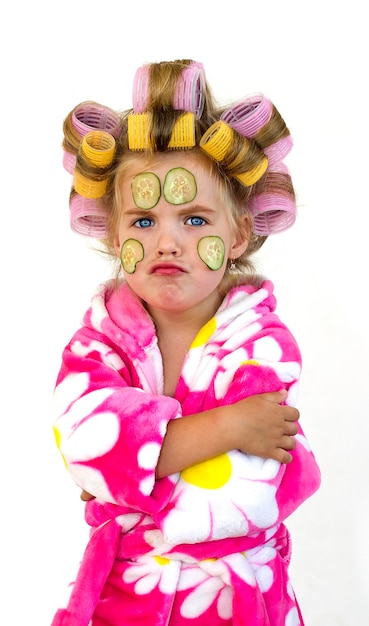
[[163, 167, 197, 205], [131, 172, 161, 209], [197, 236, 225, 271], [120, 239, 144, 274]]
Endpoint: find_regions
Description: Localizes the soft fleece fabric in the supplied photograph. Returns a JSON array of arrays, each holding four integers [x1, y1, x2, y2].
[[52, 279, 320, 626]]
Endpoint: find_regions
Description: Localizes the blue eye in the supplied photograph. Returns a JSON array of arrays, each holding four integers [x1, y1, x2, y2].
[[186, 216, 206, 226], [134, 217, 154, 228]]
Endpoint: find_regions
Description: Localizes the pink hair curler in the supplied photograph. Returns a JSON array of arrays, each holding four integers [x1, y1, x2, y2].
[[173, 62, 206, 118], [72, 104, 122, 138], [63, 150, 76, 174], [264, 135, 293, 167], [249, 162, 296, 235], [221, 94, 272, 138], [69, 194, 108, 238], [132, 65, 150, 113], [133, 61, 205, 117], [249, 192, 296, 235]]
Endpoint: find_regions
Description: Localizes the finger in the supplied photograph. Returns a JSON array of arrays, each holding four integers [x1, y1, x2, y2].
[[284, 421, 299, 436], [274, 448, 293, 464], [263, 390, 288, 403], [80, 490, 94, 501], [280, 435, 297, 451], [284, 408, 300, 422]]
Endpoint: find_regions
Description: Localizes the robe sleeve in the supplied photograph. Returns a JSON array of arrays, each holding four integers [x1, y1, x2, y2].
[[53, 325, 182, 514], [218, 318, 321, 524]]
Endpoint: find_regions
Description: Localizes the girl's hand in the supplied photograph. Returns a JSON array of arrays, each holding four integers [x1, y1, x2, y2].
[[80, 490, 95, 501], [227, 390, 299, 464]]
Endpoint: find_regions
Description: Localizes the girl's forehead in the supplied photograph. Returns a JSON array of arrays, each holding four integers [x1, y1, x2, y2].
[[118, 151, 226, 208], [122, 151, 212, 180]]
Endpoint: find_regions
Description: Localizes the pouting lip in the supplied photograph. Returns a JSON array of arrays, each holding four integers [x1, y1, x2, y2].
[[150, 262, 187, 274]]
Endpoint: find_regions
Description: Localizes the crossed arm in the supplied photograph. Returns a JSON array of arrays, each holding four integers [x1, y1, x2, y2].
[[81, 390, 298, 500]]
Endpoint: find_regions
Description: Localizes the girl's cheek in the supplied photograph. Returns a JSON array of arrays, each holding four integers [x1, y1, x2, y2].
[[120, 239, 145, 274], [197, 236, 225, 271]]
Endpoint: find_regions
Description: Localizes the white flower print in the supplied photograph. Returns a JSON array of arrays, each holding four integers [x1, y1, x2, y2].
[[122, 554, 180, 596], [178, 561, 233, 620], [161, 450, 281, 543]]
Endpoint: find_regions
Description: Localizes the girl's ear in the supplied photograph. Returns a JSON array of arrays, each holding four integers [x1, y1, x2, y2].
[[230, 215, 251, 259]]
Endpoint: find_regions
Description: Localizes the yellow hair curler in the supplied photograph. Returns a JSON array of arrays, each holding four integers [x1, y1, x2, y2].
[[74, 172, 109, 199], [200, 121, 233, 161], [235, 156, 269, 186], [168, 113, 195, 149], [81, 131, 116, 168]]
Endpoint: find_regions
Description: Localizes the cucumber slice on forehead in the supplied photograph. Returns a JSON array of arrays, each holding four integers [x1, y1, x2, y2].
[[163, 167, 197, 205], [197, 236, 225, 271], [131, 172, 161, 209], [120, 239, 144, 274]]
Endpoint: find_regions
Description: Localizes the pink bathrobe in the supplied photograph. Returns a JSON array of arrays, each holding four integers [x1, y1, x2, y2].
[[51, 279, 320, 626]]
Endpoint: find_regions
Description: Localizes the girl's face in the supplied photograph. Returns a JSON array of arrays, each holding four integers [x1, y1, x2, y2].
[[114, 152, 249, 319]]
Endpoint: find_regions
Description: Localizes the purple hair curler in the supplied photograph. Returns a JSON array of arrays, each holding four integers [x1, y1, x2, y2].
[[264, 135, 293, 167], [132, 65, 150, 113], [69, 194, 108, 238], [249, 163, 296, 235], [63, 150, 76, 175], [221, 94, 272, 138], [133, 61, 205, 117], [249, 193, 296, 235], [72, 104, 122, 139], [173, 62, 205, 118]]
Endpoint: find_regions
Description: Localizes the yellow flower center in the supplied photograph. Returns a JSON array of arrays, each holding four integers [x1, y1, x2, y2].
[[181, 454, 232, 489], [154, 555, 170, 566]]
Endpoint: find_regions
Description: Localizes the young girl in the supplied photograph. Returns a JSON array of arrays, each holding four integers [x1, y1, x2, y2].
[[52, 59, 321, 626]]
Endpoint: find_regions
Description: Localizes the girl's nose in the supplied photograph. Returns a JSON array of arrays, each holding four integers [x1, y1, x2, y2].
[[155, 228, 182, 256]]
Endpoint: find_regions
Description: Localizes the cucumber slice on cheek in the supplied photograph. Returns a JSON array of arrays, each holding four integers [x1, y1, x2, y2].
[[163, 167, 197, 205], [131, 172, 161, 209], [197, 236, 225, 271], [121, 239, 144, 274]]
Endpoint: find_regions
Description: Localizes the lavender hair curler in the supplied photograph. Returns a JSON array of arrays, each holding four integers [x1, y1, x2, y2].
[[264, 135, 293, 167], [69, 194, 108, 238], [63, 150, 77, 175], [132, 61, 205, 117], [72, 104, 122, 138], [221, 94, 272, 138], [132, 65, 150, 113], [250, 194, 296, 235], [249, 164, 296, 235], [173, 62, 206, 118]]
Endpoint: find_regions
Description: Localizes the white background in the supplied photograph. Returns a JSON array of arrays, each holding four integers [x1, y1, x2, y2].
[[1, 1, 368, 624]]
